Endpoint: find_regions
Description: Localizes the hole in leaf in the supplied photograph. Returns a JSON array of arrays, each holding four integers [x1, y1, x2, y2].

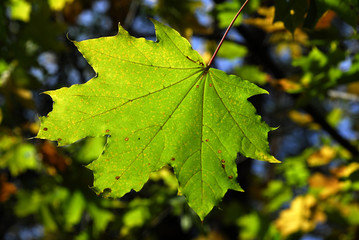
[[100, 188, 112, 198]]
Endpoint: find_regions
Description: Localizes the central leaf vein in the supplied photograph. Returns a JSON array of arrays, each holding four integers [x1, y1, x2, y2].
[[82, 46, 202, 70]]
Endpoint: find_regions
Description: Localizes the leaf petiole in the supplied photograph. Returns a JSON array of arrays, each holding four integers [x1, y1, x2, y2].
[[207, 0, 250, 68]]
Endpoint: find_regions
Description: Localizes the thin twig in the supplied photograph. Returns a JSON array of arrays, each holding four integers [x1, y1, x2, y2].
[[207, 0, 250, 67]]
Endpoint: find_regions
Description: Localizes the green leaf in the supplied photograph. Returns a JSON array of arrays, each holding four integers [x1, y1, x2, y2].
[[216, 41, 248, 60], [263, 180, 292, 212], [36, 20, 278, 220], [88, 202, 114, 235], [277, 148, 312, 187], [237, 212, 261, 239], [123, 199, 151, 229], [215, 0, 261, 28], [292, 46, 348, 99], [216, 1, 243, 29], [64, 190, 86, 230], [235, 65, 267, 85], [74, 137, 106, 164], [0, 134, 39, 176]]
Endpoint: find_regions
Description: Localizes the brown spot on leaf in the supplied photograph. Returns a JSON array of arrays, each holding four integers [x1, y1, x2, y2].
[[228, 176, 233, 179], [58, 138, 62, 142], [43, 128, 48, 131], [115, 176, 120, 180], [124, 137, 129, 141], [221, 159, 225, 163], [205, 139, 209, 142], [222, 164, 225, 169], [171, 157, 175, 161], [196, 85, 199, 88], [209, 83, 213, 87], [218, 150, 222, 154], [106, 129, 110, 133]]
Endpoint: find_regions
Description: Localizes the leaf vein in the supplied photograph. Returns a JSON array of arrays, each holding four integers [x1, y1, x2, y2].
[[115, 71, 204, 181], [83, 47, 202, 70], [60, 69, 204, 128], [209, 71, 257, 154]]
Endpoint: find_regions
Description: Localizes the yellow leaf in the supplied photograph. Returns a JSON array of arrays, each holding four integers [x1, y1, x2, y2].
[[276, 78, 302, 93], [288, 110, 320, 129], [331, 162, 359, 178], [48, 0, 73, 11], [307, 145, 336, 167], [244, 7, 286, 33], [309, 173, 344, 199], [9, 0, 31, 22], [276, 195, 326, 237]]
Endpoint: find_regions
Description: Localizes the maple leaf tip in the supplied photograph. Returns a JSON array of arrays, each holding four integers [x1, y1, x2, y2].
[[40, 90, 52, 96], [269, 157, 281, 163], [271, 125, 280, 131], [116, 22, 128, 35]]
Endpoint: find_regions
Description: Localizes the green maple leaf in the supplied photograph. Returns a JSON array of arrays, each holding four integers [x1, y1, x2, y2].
[[36, 20, 278, 220]]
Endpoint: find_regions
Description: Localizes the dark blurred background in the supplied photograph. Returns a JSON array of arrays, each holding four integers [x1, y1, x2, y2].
[[1, 0, 359, 239]]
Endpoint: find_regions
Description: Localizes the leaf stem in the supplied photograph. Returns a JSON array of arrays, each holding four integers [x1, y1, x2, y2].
[[207, 0, 250, 68]]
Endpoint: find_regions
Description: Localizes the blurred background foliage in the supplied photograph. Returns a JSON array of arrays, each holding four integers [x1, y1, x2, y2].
[[1, 0, 359, 239]]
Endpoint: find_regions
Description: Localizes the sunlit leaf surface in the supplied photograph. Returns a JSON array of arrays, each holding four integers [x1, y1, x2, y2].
[[37, 20, 277, 219]]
